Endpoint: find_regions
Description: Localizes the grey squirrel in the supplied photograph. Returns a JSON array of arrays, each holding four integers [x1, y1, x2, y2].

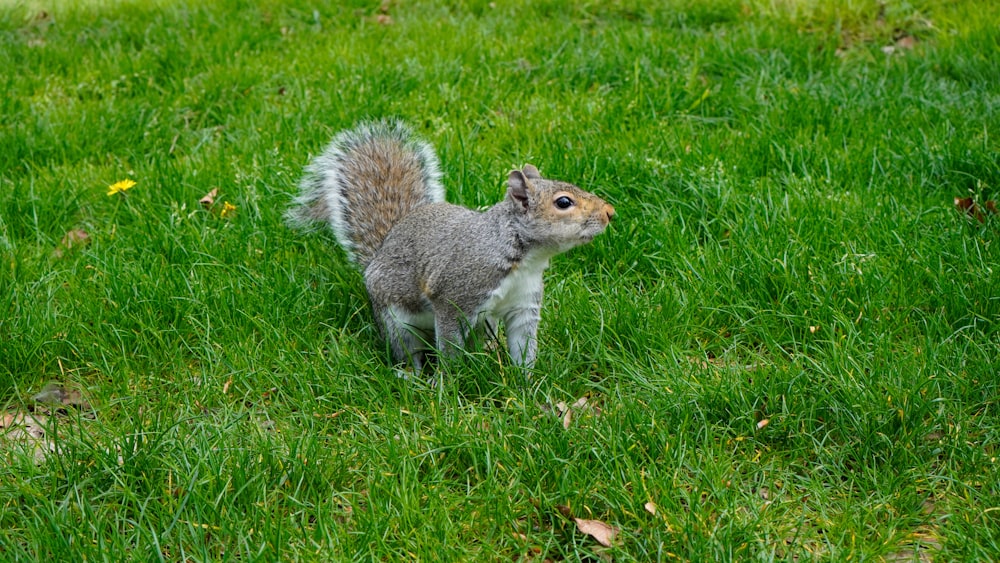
[[287, 120, 615, 371]]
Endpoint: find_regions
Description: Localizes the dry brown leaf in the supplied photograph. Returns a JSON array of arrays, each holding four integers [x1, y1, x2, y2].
[[644, 501, 657, 515], [53, 229, 91, 258], [757, 418, 770, 430], [0, 411, 55, 463], [895, 35, 917, 50], [574, 518, 618, 547], [956, 196, 999, 223], [62, 229, 90, 248], [687, 356, 710, 369], [1, 412, 45, 437], [554, 396, 597, 430], [552, 401, 572, 429], [32, 382, 91, 410], [881, 34, 918, 56], [955, 196, 976, 215], [199, 188, 219, 208]]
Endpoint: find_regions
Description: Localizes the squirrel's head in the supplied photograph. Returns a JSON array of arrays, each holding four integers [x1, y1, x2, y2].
[[507, 165, 615, 251]]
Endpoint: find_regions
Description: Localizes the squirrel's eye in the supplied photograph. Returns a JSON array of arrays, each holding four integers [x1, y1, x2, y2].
[[554, 196, 574, 210]]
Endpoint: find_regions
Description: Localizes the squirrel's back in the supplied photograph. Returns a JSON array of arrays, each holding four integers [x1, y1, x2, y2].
[[286, 120, 444, 268]]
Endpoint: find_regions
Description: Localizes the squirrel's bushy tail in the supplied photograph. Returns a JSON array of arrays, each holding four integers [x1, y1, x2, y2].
[[286, 119, 444, 268]]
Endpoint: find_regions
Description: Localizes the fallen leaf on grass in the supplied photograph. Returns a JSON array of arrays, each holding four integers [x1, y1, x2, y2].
[[554, 503, 619, 548], [62, 228, 89, 247], [198, 189, 237, 219], [374, 0, 393, 24], [644, 501, 657, 515], [895, 35, 917, 50], [883, 34, 919, 55], [556, 401, 572, 429], [53, 229, 90, 258], [955, 197, 998, 223], [552, 396, 598, 430], [0, 411, 55, 463], [199, 188, 219, 208], [757, 418, 770, 430], [32, 382, 91, 411], [0, 412, 45, 438], [574, 518, 618, 547]]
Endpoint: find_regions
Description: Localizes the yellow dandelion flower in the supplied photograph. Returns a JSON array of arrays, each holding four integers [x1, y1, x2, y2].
[[107, 179, 136, 196], [220, 201, 236, 218]]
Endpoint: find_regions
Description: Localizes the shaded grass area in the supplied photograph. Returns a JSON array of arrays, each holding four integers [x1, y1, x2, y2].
[[2, 0, 999, 559]]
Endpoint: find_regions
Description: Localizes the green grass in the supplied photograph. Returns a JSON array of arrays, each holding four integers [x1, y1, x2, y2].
[[2, 0, 999, 559]]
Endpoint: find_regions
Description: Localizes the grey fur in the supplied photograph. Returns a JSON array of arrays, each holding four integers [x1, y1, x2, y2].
[[289, 120, 615, 371]]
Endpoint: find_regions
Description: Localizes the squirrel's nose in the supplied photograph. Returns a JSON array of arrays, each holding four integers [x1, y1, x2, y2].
[[604, 204, 616, 223]]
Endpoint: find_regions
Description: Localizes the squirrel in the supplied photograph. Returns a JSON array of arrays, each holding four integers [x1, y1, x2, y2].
[[286, 119, 615, 372]]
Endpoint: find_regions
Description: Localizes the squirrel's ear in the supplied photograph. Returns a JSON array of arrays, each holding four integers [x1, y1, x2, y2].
[[522, 164, 541, 179], [508, 170, 530, 211]]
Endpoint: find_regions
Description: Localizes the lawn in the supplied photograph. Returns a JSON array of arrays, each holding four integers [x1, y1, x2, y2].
[[2, 0, 999, 560]]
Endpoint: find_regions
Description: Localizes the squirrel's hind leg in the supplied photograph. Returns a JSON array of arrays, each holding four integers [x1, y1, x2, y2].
[[377, 306, 434, 371], [432, 310, 472, 362]]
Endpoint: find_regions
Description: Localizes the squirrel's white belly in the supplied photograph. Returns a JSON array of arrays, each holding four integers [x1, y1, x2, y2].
[[477, 251, 551, 320]]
